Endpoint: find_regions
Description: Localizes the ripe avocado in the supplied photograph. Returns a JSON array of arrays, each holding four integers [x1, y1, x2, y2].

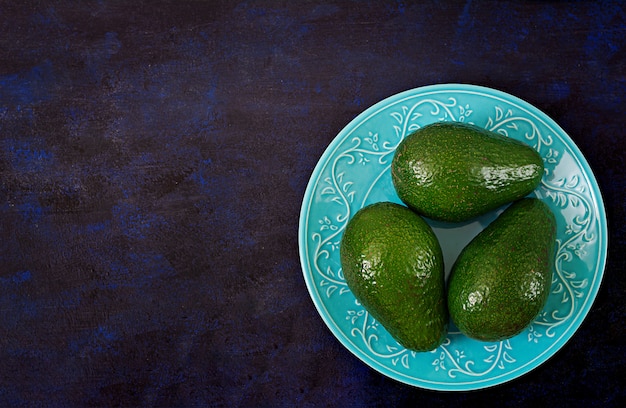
[[340, 202, 447, 351], [391, 122, 544, 222], [447, 198, 557, 342]]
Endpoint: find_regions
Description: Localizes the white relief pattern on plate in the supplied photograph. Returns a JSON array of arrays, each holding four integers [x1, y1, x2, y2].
[[310, 93, 596, 379]]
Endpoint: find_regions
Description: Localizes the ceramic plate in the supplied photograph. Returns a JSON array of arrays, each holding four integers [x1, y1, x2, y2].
[[298, 84, 607, 391]]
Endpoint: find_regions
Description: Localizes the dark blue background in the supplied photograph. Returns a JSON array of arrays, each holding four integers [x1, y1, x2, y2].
[[1, 1, 624, 406]]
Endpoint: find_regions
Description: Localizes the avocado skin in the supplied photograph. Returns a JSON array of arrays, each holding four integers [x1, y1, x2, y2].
[[391, 122, 544, 222], [447, 198, 557, 342], [340, 202, 447, 351]]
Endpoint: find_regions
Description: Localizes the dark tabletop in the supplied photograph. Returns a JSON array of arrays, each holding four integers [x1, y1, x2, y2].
[[1, 1, 624, 406]]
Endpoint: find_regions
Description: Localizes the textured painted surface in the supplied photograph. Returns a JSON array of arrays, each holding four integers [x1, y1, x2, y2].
[[0, 1, 624, 406]]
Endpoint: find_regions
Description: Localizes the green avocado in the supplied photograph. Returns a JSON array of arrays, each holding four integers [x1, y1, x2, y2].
[[447, 198, 557, 342], [340, 202, 447, 351], [391, 122, 544, 222]]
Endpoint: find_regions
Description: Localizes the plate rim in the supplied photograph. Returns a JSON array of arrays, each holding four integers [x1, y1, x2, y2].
[[298, 83, 608, 391]]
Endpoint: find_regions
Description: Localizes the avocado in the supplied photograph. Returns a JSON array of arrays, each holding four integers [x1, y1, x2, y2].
[[447, 198, 556, 342], [340, 202, 447, 351], [391, 122, 544, 222]]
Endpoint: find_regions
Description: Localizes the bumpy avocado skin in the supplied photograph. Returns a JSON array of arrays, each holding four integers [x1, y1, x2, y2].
[[391, 122, 544, 222], [447, 198, 557, 342], [340, 202, 447, 351]]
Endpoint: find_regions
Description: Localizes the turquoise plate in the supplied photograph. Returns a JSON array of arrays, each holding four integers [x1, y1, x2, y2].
[[298, 84, 607, 391]]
